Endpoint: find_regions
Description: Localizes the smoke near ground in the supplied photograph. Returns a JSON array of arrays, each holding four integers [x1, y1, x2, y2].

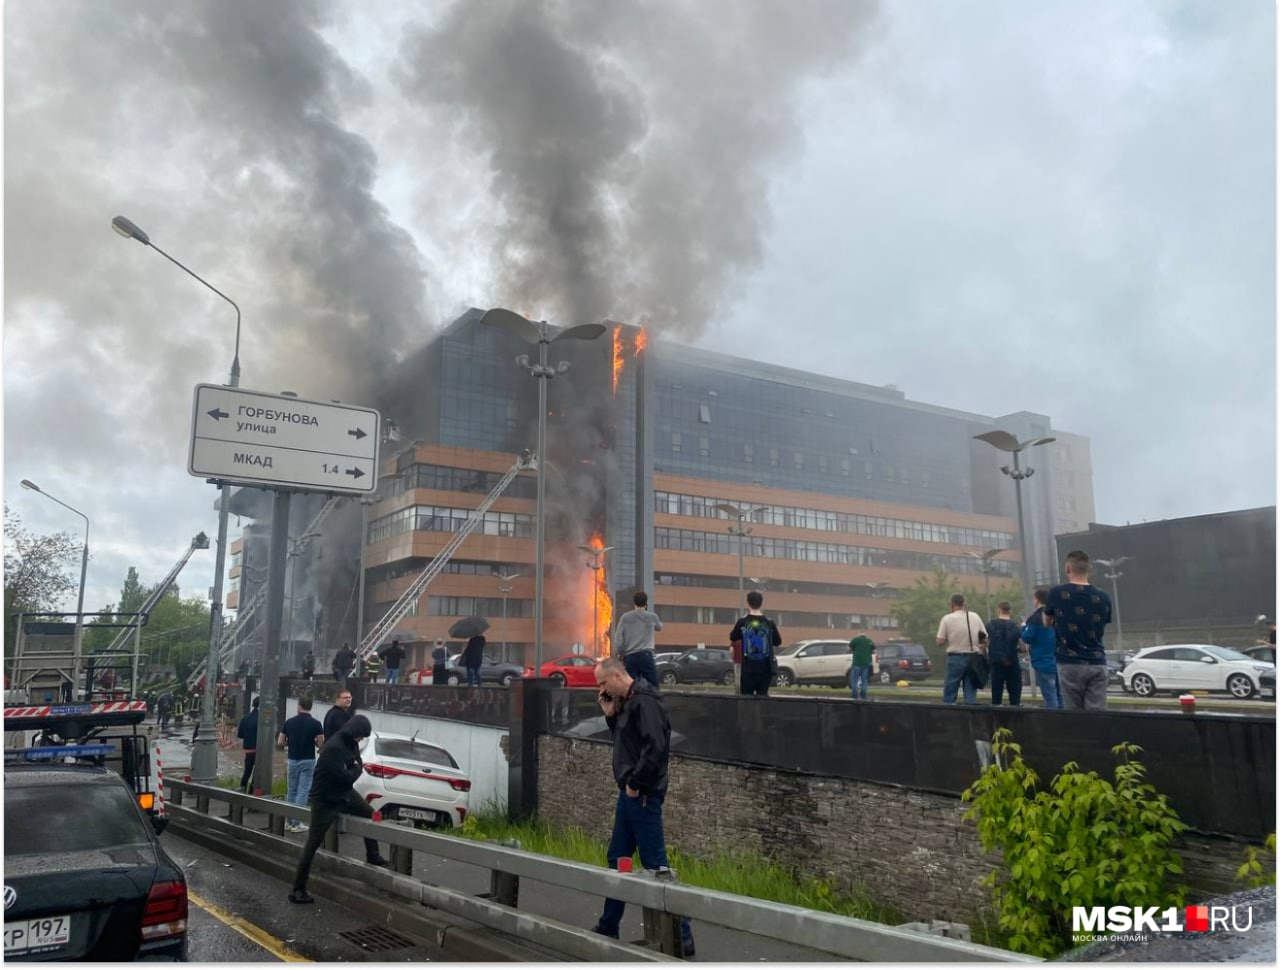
[[396, 0, 879, 335]]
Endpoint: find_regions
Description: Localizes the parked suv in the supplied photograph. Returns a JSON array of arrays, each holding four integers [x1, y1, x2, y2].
[[773, 640, 852, 687], [874, 641, 933, 684], [655, 648, 735, 686]]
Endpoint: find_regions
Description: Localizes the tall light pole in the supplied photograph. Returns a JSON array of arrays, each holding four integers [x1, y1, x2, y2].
[[285, 531, 322, 664], [1095, 556, 1131, 652], [964, 548, 1007, 620], [20, 480, 89, 697], [114, 214, 242, 784], [972, 431, 1055, 616], [354, 497, 374, 657], [578, 545, 614, 654], [497, 572, 522, 662], [716, 504, 767, 616], [480, 308, 606, 671]]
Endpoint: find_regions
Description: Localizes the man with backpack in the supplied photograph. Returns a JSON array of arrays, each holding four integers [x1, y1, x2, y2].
[[730, 591, 783, 697]]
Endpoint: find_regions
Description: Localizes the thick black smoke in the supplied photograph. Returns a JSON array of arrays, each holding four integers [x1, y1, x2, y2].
[[397, 0, 879, 336]]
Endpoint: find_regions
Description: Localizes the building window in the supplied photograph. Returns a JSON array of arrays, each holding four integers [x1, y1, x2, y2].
[[864, 462, 873, 479], [841, 458, 851, 476], [698, 436, 710, 457], [698, 404, 712, 424], [769, 448, 780, 467], [818, 455, 829, 474], [793, 452, 804, 470], [671, 432, 682, 454], [743, 443, 754, 464]]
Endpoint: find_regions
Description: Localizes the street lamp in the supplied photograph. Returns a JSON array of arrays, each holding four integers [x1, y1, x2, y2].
[[577, 545, 614, 655], [285, 531, 322, 661], [972, 431, 1055, 615], [864, 581, 891, 598], [114, 214, 244, 784], [20, 479, 89, 697], [716, 504, 768, 615], [1094, 557, 1131, 652], [748, 576, 770, 592], [497, 572, 523, 662], [964, 548, 1007, 620], [480, 308, 606, 671]]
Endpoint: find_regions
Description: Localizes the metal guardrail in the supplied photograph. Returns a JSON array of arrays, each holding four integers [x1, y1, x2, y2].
[[165, 779, 1037, 963]]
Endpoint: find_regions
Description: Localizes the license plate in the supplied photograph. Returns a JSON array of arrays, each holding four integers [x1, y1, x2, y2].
[[5, 915, 71, 955], [397, 807, 433, 821]]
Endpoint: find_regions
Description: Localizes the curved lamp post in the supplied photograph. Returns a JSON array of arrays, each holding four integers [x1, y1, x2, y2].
[[964, 548, 1007, 620], [113, 214, 243, 783], [578, 545, 614, 655], [972, 431, 1055, 615], [479, 308, 606, 671], [20, 479, 89, 697], [1094, 556, 1132, 652]]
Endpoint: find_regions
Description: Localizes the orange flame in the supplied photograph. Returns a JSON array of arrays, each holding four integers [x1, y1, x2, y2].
[[634, 328, 648, 357], [586, 532, 614, 657], [612, 325, 624, 394]]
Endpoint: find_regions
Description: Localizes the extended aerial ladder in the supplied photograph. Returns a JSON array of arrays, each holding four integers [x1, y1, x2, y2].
[[99, 532, 212, 658], [355, 450, 536, 663], [186, 495, 345, 689]]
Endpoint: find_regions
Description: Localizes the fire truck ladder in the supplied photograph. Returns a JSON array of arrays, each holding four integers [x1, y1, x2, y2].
[[356, 450, 536, 664], [100, 532, 212, 659], [187, 495, 345, 688]]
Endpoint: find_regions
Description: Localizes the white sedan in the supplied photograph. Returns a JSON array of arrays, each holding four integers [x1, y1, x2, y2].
[[1122, 644, 1274, 700], [353, 732, 472, 828]]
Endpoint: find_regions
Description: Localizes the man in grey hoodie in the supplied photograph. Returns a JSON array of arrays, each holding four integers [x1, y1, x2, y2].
[[613, 591, 663, 688]]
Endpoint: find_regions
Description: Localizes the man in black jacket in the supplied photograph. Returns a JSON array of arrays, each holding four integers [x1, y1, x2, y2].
[[331, 643, 357, 682], [288, 714, 388, 903], [591, 659, 691, 951], [322, 687, 354, 742]]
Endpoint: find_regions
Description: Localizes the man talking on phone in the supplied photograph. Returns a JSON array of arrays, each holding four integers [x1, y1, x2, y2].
[[591, 658, 693, 953]]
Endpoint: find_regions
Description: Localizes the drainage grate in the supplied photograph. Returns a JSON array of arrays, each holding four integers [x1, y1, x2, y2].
[[337, 925, 419, 953]]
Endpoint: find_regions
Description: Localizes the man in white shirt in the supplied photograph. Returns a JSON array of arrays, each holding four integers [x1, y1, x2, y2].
[[937, 593, 988, 705]]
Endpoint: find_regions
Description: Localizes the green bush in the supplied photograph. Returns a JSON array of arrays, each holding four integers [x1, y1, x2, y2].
[[962, 728, 1187, 957], [1237, 833, 1277, 889]]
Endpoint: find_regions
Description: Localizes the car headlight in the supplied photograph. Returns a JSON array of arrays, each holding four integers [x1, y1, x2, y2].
[[1253, 666, 1271, 673]]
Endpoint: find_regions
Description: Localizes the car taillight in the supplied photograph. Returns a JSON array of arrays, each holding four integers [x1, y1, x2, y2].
[[140, 880, 187, 941], [449, 778, 472, 792], [364, 763, 400, 779], [898, 660, 909, 669]]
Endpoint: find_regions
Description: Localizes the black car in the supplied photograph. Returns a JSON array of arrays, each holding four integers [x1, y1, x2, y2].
[[874, 642, 933, 684], [1241, 645, 1278, 666], [4, 765, 188, 961], [655, 648, 736, 686]]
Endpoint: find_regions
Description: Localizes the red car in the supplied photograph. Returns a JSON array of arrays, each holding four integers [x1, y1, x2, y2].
[[523, 655, 599, 687]]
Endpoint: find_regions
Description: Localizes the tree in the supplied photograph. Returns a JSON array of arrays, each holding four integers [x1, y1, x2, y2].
[[889, 566, 1022, 668], [3, 505, 80, 655]]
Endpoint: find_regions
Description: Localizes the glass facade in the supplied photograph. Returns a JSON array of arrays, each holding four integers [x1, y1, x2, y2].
[[650, 353, 980, 511], [385, 463, 537, 500], [426, 596, 534, 618], [654, 526, 1016, 577], [654, 490, 1012, 548], [368, 505, 534, 544], [654, 572, 902, 598], [660, 604, 899, 630], [438, 325, 533, 452]]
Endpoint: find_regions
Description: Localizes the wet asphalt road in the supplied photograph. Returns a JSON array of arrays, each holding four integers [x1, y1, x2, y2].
[[167, 832, 443, 962]]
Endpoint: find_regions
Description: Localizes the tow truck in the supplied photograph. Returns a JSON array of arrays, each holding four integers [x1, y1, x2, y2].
[[3, 700, 167, 833]]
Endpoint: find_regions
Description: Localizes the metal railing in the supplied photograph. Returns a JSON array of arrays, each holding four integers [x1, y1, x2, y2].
[[165, 779, 1037, 963]]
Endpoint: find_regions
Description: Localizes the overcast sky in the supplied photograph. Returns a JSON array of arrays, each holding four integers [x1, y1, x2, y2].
[[4, 0, 1275, 614]]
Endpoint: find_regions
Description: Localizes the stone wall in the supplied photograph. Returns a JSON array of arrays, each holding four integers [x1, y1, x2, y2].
[[536, 736, 1249, 923]]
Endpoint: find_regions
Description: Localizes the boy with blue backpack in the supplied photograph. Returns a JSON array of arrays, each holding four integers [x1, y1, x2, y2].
[[730, 590, 783, 696]]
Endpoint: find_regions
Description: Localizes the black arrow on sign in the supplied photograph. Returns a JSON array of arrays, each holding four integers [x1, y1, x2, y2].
[[348, 428, 367, 440], [207, 408, 229, 421], [345, 468, 365, 479]]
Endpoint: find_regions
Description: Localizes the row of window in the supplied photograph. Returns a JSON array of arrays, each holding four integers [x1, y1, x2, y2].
[[654, 491, 1012, 549], [654, 572, 902, 598], [654, 527, 1016, 576], [425, 596, 534, 618], [382, 463, 537, 500], [659, 604, 898, 630], [666, 435, 941, 487], [376, 560, 528, 584], [368, 505, 535, 544]]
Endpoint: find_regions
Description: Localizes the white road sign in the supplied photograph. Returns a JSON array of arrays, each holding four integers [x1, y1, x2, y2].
[[188, 384, 380, 494]]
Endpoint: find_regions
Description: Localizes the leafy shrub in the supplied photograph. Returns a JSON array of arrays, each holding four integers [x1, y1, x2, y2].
[[1237, 833, 1277, 889], [962, 728, 1187, 957]]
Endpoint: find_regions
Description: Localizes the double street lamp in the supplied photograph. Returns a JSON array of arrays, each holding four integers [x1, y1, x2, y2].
[[497, 572, 523, 661], [972, 431, 1055, 615], [577, 545, 614, 655], [964, 548, 1007, 620], [716, 504, 768, 616], [20, 479, 89, 696], [1095, 556, 1132, 652], [479, 308, 606, 671], [113, 214, 243, 784]]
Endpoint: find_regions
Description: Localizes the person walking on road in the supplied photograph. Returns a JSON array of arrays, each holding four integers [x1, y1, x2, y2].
[[986, 601, 1025, 706], [278, 697, 324, 833], [614, 591, 663, 688], [463, 634, 485, 687], [331, 643, 356, 682], [849, 634, 875, 700], [730, 591, 782, 697], [1045, 550, 1112, 711], [590, 659, 694, 955], [382, 640, 406, 685], [156, 690, 175, 732], [236, 696, 260, 793], [938, 594, 988, 705], [431, 639, 448, 686], [1022, 589, 1062, 709], [287, 714, 389, 904], [322, 687, 354, 742]]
